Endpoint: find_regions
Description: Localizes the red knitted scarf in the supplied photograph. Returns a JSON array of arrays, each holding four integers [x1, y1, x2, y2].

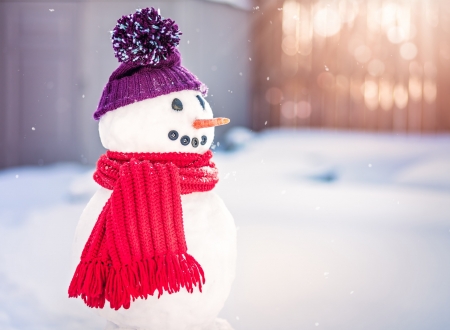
[[69, 150, 218, 310]]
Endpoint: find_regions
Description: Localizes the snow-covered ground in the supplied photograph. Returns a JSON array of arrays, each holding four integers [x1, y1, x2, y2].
[[1, 129, 449, 330]]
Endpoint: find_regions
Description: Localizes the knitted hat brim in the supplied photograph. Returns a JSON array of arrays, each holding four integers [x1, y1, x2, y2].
[[94, 65, 208, 120]]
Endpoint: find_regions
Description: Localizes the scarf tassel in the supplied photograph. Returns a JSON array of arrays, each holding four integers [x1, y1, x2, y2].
[[68, 253, 205, 310], [68, 260, 108, 308]]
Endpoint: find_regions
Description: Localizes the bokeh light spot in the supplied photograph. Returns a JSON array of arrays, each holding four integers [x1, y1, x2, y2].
[[387, 26, 406, 44], [313, 7, 341, 37], [400, 42, 418, 60], [297, 101, 312, 118]]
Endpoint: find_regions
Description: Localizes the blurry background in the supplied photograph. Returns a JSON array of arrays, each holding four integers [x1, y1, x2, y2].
[[252, 0, 450, 132], [1, 1, 450, 330]]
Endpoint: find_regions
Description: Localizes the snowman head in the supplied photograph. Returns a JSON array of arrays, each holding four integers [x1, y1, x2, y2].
[[99, 89, 228, 153], [94, 8, 229, 153]]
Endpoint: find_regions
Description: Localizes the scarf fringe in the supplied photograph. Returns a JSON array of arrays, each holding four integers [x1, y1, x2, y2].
[[68, 253, 205, 310]]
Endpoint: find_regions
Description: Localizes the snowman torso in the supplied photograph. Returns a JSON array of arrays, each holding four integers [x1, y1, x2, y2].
[[73, 188, 236, 330], [72, 89, 236, 329]]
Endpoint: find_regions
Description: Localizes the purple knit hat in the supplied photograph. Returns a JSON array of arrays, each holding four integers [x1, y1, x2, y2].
[[94, 8, 208, 120]]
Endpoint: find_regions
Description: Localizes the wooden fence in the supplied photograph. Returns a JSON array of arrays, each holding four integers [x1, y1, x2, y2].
[[251, 0, 450, 132]]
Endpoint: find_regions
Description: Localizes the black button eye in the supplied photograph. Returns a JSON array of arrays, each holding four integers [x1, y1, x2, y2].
[[180, 135, 190, 146], [200, 135, 207, 145], [191, 137, 199, 148], [196, 95, 205, 110], [172, 98, 183, 111], [168, 130, 179, 141]]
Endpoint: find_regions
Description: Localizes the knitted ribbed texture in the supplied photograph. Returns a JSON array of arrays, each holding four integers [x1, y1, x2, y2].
[[69, 150, 218, 310], [94, 49, 208, 120]]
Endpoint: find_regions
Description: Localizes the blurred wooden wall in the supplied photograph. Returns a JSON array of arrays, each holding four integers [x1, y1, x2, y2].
[[251, 0, 450, 133], [0, 2, 81, 168]]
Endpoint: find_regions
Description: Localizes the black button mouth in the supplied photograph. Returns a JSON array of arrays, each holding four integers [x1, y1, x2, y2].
[[200, 135, 207, 145], [191, 137, 199, 148], [168, 130, 179, 141], [180, 135, 190, 146]]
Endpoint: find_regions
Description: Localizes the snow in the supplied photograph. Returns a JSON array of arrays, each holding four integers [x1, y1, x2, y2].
[[1, 129, 450, 329], [396, 156, 450, 190]]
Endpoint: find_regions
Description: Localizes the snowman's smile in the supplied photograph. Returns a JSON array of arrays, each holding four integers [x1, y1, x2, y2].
[[167, 117, 229, 148], [168, 130, 207, 148]]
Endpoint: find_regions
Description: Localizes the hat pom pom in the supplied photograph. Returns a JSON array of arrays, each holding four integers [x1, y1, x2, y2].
[[111, 7, 182, 66]]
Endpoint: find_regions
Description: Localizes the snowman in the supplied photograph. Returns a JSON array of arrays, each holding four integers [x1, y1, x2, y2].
[[69, 8, 236, 330]]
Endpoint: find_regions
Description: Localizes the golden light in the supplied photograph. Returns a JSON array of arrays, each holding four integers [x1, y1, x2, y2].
[[338, 0, 359, 24], [387, 26, 406, 44], [313, 5, 341, 37], [282, 0, 300, 35], [282, 0, 313, 58], [408, 76, 422, 102], [381, 2, 413, 44], [381, 2, 400, 29], [367, 0, 381, 32], [298, 4, 313, 56], [275, 0, 446, 131]]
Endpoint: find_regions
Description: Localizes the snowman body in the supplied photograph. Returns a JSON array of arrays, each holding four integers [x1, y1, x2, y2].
[[72, 90, 237, 330]]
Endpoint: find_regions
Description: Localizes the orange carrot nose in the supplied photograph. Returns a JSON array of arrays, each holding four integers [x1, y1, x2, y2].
[[193, 117, 230, 129]]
